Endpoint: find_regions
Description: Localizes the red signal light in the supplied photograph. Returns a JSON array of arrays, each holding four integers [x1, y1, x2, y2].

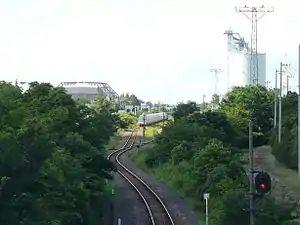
[[255, 171, 271, 194]]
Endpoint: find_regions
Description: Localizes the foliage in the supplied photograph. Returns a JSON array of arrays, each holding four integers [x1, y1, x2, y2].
[[211, 93, 220, 106], [0, 82, 117, 224], [119, 93, 143, 107], [220, 85, 273, 146], [132, 87, 294, 224], [271, 91, 298, 170], [115, 112, 137, 129], [172, 101, 198, 121]]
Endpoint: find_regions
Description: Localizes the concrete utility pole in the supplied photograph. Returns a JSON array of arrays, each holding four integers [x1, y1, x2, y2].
[[248, 120, 254, 225], [236, 5, 274, 225], [142, 113, 146, 144], [298, 45, 300, 179], [279, 63, 283, 143], [209, 68, 223, 96], [278, 63, 290, 143], [274, 70, 278, 128], [265, 81, 271, 89], [286, 73, 294, 94]]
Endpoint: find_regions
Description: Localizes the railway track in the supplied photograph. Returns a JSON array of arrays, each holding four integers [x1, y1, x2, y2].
[[107, 128, 175, 225]]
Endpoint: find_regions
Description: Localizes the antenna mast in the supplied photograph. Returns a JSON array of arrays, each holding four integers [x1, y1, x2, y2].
[[236, 5, 274, 85]]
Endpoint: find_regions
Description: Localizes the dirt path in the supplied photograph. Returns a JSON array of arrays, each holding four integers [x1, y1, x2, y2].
[[243, 145, 300, 216]]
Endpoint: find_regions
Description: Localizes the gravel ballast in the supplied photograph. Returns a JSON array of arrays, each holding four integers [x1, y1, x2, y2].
[[118, 147, 199, 225], [113, 172, 151, 224]]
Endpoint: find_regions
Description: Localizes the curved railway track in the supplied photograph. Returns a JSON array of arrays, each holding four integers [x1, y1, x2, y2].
[[107, 129, 175, 225]]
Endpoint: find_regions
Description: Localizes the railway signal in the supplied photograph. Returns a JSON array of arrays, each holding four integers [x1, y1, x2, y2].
[[254, 171, 271, 194]]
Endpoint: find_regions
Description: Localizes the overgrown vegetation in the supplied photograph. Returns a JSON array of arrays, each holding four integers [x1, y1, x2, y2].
[[271, 91, 298, 170], [0, 81, 136, 225], [115, 112, 137, 129], [132, 85, 298, 224], [2, 80, 298, 224]]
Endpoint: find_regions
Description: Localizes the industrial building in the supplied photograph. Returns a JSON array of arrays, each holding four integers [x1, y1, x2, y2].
[[225, 28, 266, 91], [58, 81, 118, 102]]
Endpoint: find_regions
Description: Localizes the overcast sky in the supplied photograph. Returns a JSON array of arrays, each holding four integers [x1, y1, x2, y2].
[[0, 0, 299, 104]]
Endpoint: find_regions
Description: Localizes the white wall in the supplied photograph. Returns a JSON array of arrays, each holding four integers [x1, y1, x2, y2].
[[228, 51, 247, 90]]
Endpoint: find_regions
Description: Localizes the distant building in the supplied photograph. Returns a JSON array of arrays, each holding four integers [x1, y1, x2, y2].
[[140, 103, 150, 110], [58, 81, 118, 102], [124, 105, 139, 114]]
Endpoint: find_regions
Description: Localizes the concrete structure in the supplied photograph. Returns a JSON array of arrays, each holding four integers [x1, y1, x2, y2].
[[124, 105, 139, 114], [228, 51, 248, 89], [58, 81, 118, 102], [140, 103, 150, 110], [225, 27, 267, 91]]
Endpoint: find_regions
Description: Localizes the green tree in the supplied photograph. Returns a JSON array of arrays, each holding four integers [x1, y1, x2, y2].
[[173, 101, 198, 121], [0, 82, 117, 224], [271, 91, 298, 169], [211, 93, 220, 106], [135, 93, 293, 224], [115, 112, 137, 129], [220, 85, 273, 146]]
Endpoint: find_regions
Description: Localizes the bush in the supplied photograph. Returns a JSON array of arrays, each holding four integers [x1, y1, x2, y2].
[[136, 90, 294, 224], [0, 82, 117, 224], [115, 112, 137, 129]]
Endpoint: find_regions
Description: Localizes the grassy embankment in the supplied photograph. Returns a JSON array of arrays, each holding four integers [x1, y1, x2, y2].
[[131, 123, 205, 225]]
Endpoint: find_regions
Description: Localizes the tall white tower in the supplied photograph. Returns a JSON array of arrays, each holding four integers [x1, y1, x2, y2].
[[224, 27, 267, 90], [224, 27, 249, 91]]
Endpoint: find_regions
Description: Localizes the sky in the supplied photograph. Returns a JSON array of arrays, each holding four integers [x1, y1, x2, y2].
[[0, 0, 299, 104]]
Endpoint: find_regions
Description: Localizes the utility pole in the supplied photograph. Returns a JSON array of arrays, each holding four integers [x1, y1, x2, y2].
[[236, 5, 274, 85], [279, 63, 283, 143], [278, 63, 290, 143], [265, 80, 270, 89], [298, 45, 300, 179], [203, 94, 206, 104], [274, 70, 278, 128], [236, 5, 273, 225], [286, 73, 294, 94], [142, 113, 146, 144], [209, 68, 223, 110], [209, 68, 223, 96], [249, 120, 254, 225]]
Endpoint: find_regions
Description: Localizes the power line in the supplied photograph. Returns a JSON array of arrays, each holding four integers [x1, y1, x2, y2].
[[236, 5, 274, 225], [236, 5, 274, 85]]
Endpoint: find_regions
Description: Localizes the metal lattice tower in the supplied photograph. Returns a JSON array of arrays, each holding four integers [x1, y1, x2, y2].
[[236, 5, 274, 85]]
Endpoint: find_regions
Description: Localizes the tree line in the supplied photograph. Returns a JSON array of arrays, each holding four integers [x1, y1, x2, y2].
[[138, 85, 298, 225], [2, 80, 298, 224], [0, 82, 137, 225]]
